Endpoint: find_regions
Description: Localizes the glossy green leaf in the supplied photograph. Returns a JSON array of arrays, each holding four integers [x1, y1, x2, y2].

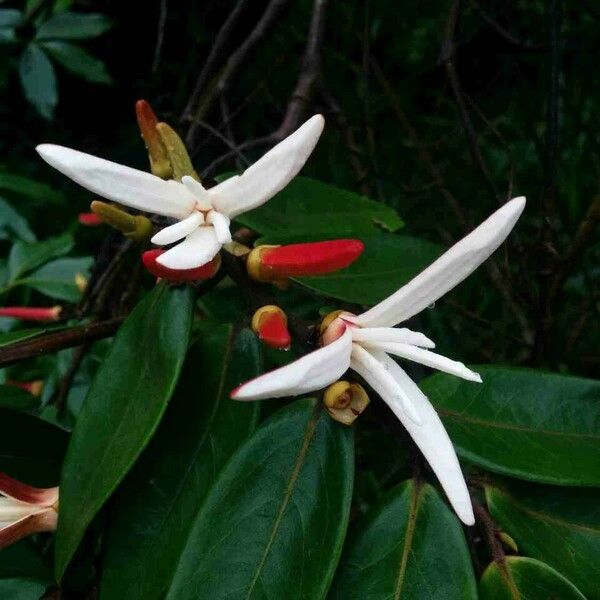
[[0, 408, 68, 486], [479, 557, 586, 600], [421, 366, 600, 485], [54, 284, 193, 580], [330, 479, 476, 599], [236, 176, 403, 236], [36, 12, 112, 40], [293, 234, 442, 304], [18, 45, 57, 120], [486, 481, 600, 599], [166, 399, 354, 600], [42, 41, 112, 84], [18, 257, 93, 301], [100, 326, 261, 600], [0, 198, 35, 242], [8, 233, 73, 281], [0, 541, 52, 581]]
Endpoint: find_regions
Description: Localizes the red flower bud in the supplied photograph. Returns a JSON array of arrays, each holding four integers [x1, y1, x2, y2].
[[0, 306, 62, 322], [78, 212, 103, 226], [247, 240, 364, 282], [135, 100, 172, 179], [142, 249, 221, 282], [251, 305, 291, 350], [6, 379, 44, 397]]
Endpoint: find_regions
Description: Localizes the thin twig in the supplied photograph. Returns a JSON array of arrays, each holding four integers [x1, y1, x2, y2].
[[152, 0, 168, 73], [0, 320, 123, 369]]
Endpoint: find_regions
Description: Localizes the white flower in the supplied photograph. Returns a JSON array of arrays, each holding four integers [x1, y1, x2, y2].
[[0, 473, 58, 550], [36, 115, 325, 270], [231, 196, 527, 526]]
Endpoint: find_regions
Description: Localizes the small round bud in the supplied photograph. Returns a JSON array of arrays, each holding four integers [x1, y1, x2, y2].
[[251, 305, 291, 350], [323, 381, 370, 425]]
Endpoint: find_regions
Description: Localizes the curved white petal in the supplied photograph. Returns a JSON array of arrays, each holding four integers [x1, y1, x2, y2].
[[350, 345, 421, 425], [355, 196, 526, 328], [36, 144, 196, 219], [367, 350, 474, 525], [156, 226, 221, 269], [151, 211, 204, 246], [351, 327, 435, 349], [182, 176, 212, 210], [232, 327, 352, 401], [207, 211, 232, 244], [361, 341, 481, 383], [209, 115, 325, 218]]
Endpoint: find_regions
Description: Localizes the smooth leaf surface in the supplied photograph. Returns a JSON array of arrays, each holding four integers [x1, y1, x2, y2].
[[421, 366, 600, 485], [100, 326, 261, 600], [55, 284, 193, 580], [479, 557, 586, 600], [18, 257, 93, 301], [236, 176, 403, 236], [8, 233, 73, 281], [42, 41, 112, 84], [330, 479, 476, 600], [0, 408, 67, 486], [0, 9, 23, 28], [486, 481, 600, 599], [18, 44, 57, 120], [0, 578, 48, 599], [36, 12, 112, 40], [0, 173, 65, 206], [166, 399, 354, 600]]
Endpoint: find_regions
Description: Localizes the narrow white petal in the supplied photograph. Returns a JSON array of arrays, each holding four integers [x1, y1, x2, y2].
[[36, 144, 196, 219], [209, 115, 325, 218], [0, 499, 36, 522], [182, 176, 212, 210], [368, 350, 474, 525], [351, 327, 436, 349], [151, 212, 204, 246], [207, 211, 232, 244], [355, 197, 526, 328], [362, 341, 481, 383], [350, 345, 422, 425], [156, 226, 221, 269], [232, 327, 352, 401]]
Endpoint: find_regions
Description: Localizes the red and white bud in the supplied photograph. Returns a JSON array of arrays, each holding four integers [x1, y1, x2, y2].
[[0, 473, 58, 550], [251, 305, 291, 350], [246, 240, 364, 283], [78, 212, 103, 226], [0, 306, 62, 322], [142, 249, 221, 282]]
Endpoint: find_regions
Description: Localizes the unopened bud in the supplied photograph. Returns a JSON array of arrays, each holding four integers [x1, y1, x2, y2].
[[499, 531, 519, 553], [142, 249, 221, 282], [91, 201, 152, 241], [323, 381, 370, 425], [135, 100, 172, 179], [74, 273, 88, 293], [247, 240, 364, 283], [251, 305, 291, 350], [78, 212, 102, 226], [0, 306, 61, 322], [156, 122, 199, 182], [7, 379, 44, 397]]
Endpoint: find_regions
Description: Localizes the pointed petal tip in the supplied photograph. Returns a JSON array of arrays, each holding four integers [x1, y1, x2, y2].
[[458, 504, 475, 526]]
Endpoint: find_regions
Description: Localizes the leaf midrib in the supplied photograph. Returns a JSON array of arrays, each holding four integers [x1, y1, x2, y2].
[[244, 405, 320, 600], [393, 481, 421, 599]]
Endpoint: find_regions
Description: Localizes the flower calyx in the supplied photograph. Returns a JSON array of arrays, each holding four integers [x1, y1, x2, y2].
[[251, 305, 291, 350], [90, 201, 152, 242], [323, 381, 370, 425]]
